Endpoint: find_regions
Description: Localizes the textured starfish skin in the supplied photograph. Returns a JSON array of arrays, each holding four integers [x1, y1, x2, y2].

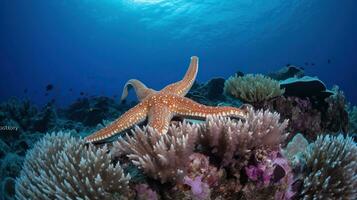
[[85, 56, 248, 143]]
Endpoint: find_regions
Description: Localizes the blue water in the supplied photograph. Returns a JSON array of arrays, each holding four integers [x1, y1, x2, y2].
[[1, 0, 356, 106]]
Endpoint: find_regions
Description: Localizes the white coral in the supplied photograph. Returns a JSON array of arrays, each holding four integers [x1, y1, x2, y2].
[[301, 134, 357, 200], [15, 132, 131, 200]]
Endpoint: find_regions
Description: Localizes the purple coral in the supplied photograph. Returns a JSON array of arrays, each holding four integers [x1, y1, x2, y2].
[[187, 153, 222, 187], [135, 184, 158, 200], [183, 175, 210, 200], [245, 150, 295, 200], [245, 164, 272, 186]]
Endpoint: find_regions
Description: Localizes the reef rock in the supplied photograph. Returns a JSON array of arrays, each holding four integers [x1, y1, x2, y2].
[[280, 76, 333, 100], [267, 65, 304, 81]]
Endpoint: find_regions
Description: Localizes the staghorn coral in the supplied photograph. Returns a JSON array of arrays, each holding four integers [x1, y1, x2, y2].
[[198, 108, 289, 167], [299, 134, 357, 200], [113, 108, 288, 185], [224, 74, 284, 103], [15, 132, 131, 200], [113, 123, 199, 183]]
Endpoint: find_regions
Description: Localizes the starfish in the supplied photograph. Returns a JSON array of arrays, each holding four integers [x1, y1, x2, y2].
[[85, 56, 249, 143]]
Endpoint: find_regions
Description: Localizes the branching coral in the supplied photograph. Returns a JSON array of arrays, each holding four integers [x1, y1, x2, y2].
[[113, 124, 199, 183], [15, 132, 131, 200], [113, 108, 288, 185], [300, 134, 357, 199], [198, 108, 289, 167], [224, 74, 285, 103]]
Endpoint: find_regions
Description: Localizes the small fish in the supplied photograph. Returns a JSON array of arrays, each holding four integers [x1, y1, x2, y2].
[[311, 63, 315, 66], [46, 84, 54, 91], [286, 64, 291, 67], [69, 88, 73, 92], [23, 89, 28, 93], [327, 59, 331, 64], [80, 92, 84, 96]]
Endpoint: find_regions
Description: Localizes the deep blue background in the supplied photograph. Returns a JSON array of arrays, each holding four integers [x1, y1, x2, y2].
[[0, 0, 356, 106]]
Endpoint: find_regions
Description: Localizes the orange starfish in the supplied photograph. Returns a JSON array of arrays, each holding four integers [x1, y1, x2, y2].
[[85, 56, 248, 143]]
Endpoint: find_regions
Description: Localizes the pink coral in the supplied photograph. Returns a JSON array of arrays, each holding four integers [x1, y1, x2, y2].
[[245, 150, 295, 200], [135, 184, 158, 200], [183, 175, 210, 200], [187, 153, 222, 187], [245, 164, 272, 186]]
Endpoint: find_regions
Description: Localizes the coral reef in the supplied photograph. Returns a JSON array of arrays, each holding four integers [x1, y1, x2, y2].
[[183, 175, 211, 200], [348, 105, 357, 133], [243, 151, 294, 200], [188, 78, 226, 102], [135, 184, 158, 200], [255, 96, 322, 141], [299, 135, 357, 199], [1, 177, 15, 200], [0, 63, 356, 200], [66, 96, 133, 127], [198, 108, 289, 167], [0, 98, 57, 134], [321, 86, 349, 133], [253, 91, 349, 141], [0, 153, 23, 180], [283, 133, 309, 163], [113, 124, 199, 183], [15, 132, 131, 200], [111, 108, 292, 199], [224, 74, 285, 103], [187, 80, 242, 107]]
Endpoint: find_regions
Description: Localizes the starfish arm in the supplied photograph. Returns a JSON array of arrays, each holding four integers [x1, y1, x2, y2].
[[147, 104, 173, 134], [162, 56, 198, 96], [121, 79, 156, 102], [85, 102, 148, 142], [172, 96, 248, 120]]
